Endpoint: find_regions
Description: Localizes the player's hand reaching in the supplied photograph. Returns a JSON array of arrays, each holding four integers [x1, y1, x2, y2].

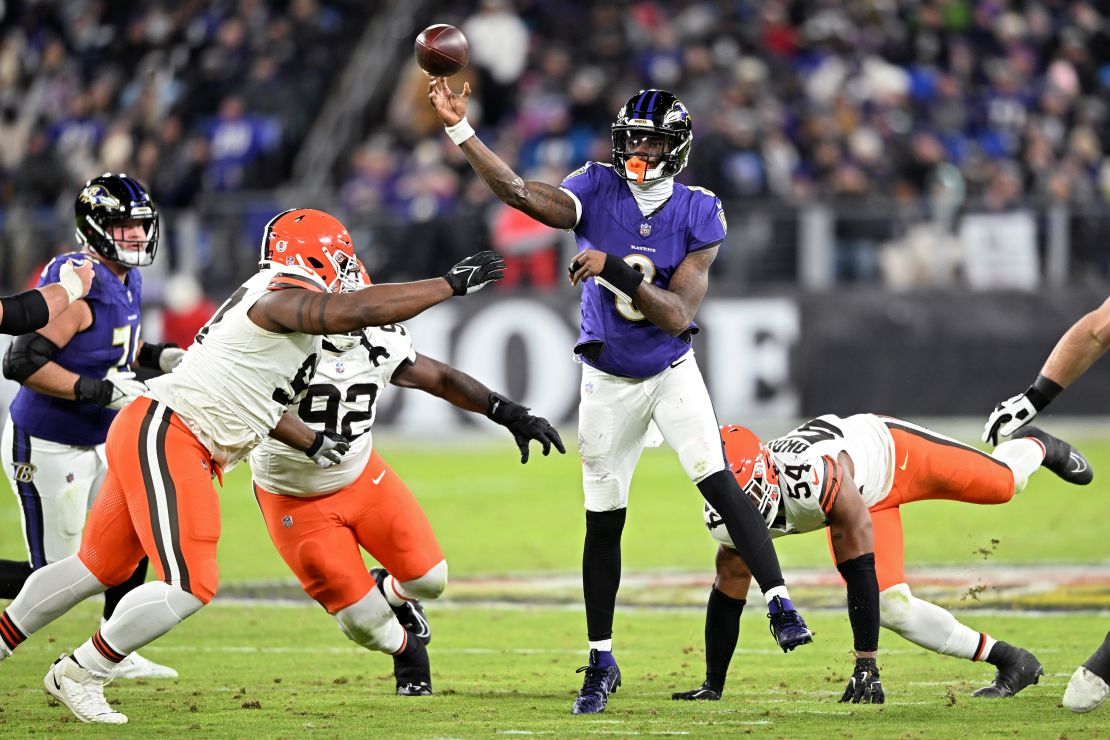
[[839, 657, 884, 704], [983, 392, 1039, 445], [305, 430, 350, 469], [444, 251, 505, 295], [427, 77, 470, 126], [487, 392, 566, 464]]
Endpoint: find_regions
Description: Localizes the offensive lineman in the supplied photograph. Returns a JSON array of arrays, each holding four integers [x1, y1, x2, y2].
[[676, 415, 1090, 703], [1, 174, 179, 679], [428, 80, 811, 715], [0, 208, 505, 724], [251, 264, 564, 696]]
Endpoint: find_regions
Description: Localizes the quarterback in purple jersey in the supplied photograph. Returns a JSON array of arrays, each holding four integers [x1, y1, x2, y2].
[[0, 174, 181, 679], [429, 80, 813, 714]]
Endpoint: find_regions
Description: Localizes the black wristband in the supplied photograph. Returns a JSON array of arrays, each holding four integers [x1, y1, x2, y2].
[[137, 342, 169, 370], [855, 656, 878, 670], [0, 289, 50, 335], [1026, 374, 1064, 411], [837, 553, 879, 653], [305, 431, 324, 457], [487, 392, 526, 426], [73, 376, 113, 407], [598, 253, 645, 297]]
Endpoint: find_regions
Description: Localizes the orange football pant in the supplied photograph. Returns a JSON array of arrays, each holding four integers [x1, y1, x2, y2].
[[254, 448, 444, 613], [829, 419, 1015, 591], [79, 397, 222, 603]]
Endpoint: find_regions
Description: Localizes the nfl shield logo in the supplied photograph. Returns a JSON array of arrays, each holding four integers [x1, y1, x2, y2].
[[640, 223, 651, 237], [282, 515, 294, 529], [335, 362, 345, 374]]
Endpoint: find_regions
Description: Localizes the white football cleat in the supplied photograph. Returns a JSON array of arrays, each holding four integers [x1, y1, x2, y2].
[[114, 651, 178, 680], [44, 654, 127, 724], [1064, 666, 1109, 713]]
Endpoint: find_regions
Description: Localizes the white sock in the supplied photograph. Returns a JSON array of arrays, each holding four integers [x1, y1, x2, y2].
[[763, 585, 791, 604], [381, 574, 413, 608], [993, 439, 1044, 495], [5, 555, 105, 635], [588, 639, 613, 652], [879, 583, 991, 660]]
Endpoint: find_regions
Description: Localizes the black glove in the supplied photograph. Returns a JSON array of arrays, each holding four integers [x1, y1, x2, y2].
[[839, 657, 884, 704], [73, 375, 148, 410], [444, 251, 506, 295], [487, 392, 566, 464], [137, 342, 185, 373], [305, 430, 351, 469]]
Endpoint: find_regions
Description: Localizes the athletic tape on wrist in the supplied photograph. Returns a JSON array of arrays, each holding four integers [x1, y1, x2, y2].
[[445, 117, 475, 145]]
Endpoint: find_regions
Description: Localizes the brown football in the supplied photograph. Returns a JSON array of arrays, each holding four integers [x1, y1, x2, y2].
[[414, 24, 470, 77]]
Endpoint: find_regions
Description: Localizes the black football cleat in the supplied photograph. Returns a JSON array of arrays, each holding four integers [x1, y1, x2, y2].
[[393, 630, 432, 697], [767, 596, 813, 652], [571, 649, 621, 715], [372, 567, 431, 644], [1011, 426, 1093, 485], [671, 681, 722, 701], [971, 642, 1044, 698], [396, 681, 433, 697]]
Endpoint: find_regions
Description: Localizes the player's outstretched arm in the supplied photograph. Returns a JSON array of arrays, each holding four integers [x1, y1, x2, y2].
[[251, 252, 505, 335], [984, 296, 1110, 444], [427, 77, 577, 229], [825, 458, 884, 704], [569, 246, 718, 336], [0, 259, 92, 335], [392, 353, 565, 463]]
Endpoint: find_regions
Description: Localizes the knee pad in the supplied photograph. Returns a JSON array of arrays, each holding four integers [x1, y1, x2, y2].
[[879, 583, 914, 631], [676, 436, 726, 483], [402, 560, 448, 600], [334, 587, 404, 654]]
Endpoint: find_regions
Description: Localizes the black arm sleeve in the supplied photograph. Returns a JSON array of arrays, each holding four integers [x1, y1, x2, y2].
[[3, 332, 60, 383], [837, 553, 880, 653], [0, 290, 51, 335]]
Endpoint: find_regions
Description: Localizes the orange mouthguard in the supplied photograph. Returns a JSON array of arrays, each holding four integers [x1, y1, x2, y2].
[[626, 157, 647, 184]]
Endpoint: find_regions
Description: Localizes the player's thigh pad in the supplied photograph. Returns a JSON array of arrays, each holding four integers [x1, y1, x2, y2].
[[79, 468, 146, 587], [351, 451, 445, 583], [1, 417, 105, 566], [578, 365, 653, 511], [255, 483, 375, 613], [884, 419, 1014, 506], [334, 586, 405, 654], [651, 353, 726, 483], [108, 398, 222, 603]]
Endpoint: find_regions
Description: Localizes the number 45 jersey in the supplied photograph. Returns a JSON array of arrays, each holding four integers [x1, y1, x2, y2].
[[146, 270, 321, 470], [250, 324, 415, 496]]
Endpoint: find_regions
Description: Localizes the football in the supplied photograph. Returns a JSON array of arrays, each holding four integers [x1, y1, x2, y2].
[[414, 24, 469, 77]]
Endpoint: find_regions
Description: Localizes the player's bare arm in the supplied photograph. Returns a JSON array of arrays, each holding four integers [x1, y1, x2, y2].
[[826, 457, 874, 565], [2, 299, 92, 400], [269, 410, 350, 468], [1040, 295, 1110, 386], [428, 77, 577, 230], [393, 352, 565, 463], [570, 246, 717, 337], [250, 282, 451, 335]]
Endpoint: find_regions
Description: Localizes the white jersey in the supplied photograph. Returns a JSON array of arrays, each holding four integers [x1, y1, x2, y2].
[[146, 271, 322, 469], [765, 414, 895, 536], [706, 414, 896, 547], [250, 323, 416, 496]]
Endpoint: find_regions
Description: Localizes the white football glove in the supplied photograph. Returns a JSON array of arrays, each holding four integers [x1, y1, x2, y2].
[[104, 371, 149, 411], [982, 392, 1039, 445], [158, 346, 186, 372], [305, 431, 351, 469]]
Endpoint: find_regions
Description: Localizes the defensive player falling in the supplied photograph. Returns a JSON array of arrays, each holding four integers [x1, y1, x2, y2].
[[674, 414, 1090, 703]]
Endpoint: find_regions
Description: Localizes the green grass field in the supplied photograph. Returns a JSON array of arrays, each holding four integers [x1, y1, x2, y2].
[[1, 433, 1109, 736]]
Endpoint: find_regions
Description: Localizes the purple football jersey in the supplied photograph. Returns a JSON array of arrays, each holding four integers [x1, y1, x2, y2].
[[561, 162, 726, 378], [9, 253, 142, 445]]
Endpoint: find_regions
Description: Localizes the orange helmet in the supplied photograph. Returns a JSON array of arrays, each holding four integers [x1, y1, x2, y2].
[[259, 208, 355, 293], [720, 425, 781, 527]]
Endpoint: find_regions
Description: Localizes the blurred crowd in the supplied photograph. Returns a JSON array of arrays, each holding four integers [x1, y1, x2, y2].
[[348, 0, 1110, 286], [2, 0, 1109, 294], [1, 0, 370, 208]]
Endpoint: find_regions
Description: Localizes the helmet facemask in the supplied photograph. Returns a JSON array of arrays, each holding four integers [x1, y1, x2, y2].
[[611, 127, 691, 184], [323, 258, 369, 353], [739, 451, 781, 528]]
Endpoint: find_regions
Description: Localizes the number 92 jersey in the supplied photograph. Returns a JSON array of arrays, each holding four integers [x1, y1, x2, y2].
[[250, 324, 416, 496]]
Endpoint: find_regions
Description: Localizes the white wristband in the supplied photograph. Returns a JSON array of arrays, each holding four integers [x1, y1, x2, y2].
[[58, 260, 85, 303], [445, 117, 475, 145]]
